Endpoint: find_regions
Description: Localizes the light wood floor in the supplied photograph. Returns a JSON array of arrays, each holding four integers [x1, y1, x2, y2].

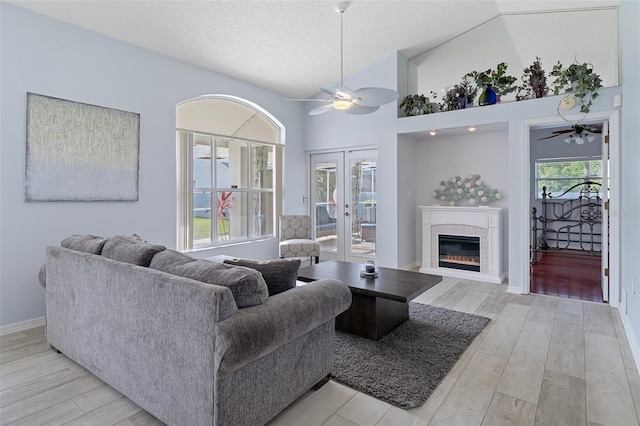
[[2, 277, 639, 425]]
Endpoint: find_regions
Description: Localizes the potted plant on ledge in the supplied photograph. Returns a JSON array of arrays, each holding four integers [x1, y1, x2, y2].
[[466, 62, 517, 105], [399, 91, 438, 116], [550, 60, 603, 113], [516, 57, 549, 101], [440, 79, 477, 111]]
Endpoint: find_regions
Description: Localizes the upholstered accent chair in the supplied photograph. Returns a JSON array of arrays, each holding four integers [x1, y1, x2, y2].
[[279, 215, 320, 264]]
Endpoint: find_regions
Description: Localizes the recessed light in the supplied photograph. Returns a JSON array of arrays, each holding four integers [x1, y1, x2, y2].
[[468, 126, 476, 132], [429, 130, 437, 136]]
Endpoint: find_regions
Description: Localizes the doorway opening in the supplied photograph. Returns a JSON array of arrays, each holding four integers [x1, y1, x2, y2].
[[529, 120, 608, 303]]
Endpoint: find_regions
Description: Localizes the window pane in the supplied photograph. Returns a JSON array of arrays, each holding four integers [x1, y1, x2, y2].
[[252, 145, 274, 189], [193, 190, 212, 245], [536, 158, 602, 198], [218, 191, 247, 242], [252, 191, 274, 237], [315, 162, 337, 253], [217, 139, 248, 189], [351, 159, 376, 257], [193, 136, 211, 189]]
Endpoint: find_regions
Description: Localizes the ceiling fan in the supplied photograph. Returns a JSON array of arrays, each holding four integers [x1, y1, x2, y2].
[[287, 2, 398, 116], [537, 123, 602, 145]]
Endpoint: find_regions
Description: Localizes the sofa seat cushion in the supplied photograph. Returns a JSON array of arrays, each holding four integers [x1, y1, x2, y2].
[[61, 234, 107, 254], [102, 235, 166, 267], [151, 256, 268, 309], [223, 258, 300, 296]]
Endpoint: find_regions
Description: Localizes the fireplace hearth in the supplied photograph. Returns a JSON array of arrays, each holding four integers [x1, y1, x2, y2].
[[439, 235, 481, 272]]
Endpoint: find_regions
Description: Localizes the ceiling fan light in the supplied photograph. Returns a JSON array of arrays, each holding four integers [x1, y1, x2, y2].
[[564, 136, 572, 144], [333, 99, 352, 110], [586, 134, 596, 143]]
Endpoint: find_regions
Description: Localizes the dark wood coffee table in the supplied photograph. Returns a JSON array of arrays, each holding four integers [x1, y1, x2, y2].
[[297, 260, 442, 340]]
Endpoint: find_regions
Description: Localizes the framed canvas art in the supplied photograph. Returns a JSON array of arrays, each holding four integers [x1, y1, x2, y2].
[[25, 93, 140, 201]]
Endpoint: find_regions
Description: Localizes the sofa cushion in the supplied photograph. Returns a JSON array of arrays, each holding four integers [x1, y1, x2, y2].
[[223, 258, 301, 296], [154, 259, 268, 308], [101, 235, 166, 267], [61, 234, 107, 254]]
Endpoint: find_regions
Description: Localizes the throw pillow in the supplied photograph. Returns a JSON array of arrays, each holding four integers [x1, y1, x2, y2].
[[223, 258, 301, 296], [167, 260, 268, 308], [101, 235, 166, 267], [149, 249, 196, 272], [61, 234, 107, 254]]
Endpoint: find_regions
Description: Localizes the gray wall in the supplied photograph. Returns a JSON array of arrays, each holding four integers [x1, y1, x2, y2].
[[619, 0, 640, 362], [0, 3, 307, 326]]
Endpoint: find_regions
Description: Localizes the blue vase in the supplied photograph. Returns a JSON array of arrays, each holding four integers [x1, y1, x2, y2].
[[479, 84, 497, 106]]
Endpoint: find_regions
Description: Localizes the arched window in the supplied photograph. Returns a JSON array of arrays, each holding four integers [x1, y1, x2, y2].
[[176, 96, 283, 251]]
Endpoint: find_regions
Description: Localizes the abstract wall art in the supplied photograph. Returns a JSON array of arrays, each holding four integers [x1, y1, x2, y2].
[[25, 93, 140, 201]]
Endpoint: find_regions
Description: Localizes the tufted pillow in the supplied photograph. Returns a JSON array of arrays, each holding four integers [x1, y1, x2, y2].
[[101, 235, 166, 267], [223, 258, 301, 296], [158, 260, 268, 308], [61, 234, 107, 254]]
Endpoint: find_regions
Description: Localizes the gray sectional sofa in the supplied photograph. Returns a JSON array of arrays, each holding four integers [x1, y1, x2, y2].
[[42, 235, 351, 425]]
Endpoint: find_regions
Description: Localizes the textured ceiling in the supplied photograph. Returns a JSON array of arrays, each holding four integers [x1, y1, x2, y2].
[[10, 0, 617, 98]]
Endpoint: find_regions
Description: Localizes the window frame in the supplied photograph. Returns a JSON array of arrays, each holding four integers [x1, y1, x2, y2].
[[177, 129, 282, 251]]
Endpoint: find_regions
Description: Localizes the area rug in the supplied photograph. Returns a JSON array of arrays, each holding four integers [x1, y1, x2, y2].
[[331, 302, 490, 409]]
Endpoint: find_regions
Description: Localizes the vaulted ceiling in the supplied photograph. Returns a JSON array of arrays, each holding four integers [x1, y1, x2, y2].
[[10, 0, 617, 99]]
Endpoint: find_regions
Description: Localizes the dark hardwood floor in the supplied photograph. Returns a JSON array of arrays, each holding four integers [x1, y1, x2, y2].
[[530, 252, 604, 303]]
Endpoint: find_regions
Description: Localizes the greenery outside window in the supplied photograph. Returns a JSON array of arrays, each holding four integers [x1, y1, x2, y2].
[[535, 157, 602, 199]]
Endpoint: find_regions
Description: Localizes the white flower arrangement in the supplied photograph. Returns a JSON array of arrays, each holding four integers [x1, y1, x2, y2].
[[432, 174, 502, 206]]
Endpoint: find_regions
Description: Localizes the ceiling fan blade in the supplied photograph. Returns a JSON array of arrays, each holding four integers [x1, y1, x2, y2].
[[285, 98, 331, 102], [537, 129, 574, 140], [321, 83, 357, 98], [344, 104, 379, 115], [354, 87, 399, 107], [309, 104, 334, 116]]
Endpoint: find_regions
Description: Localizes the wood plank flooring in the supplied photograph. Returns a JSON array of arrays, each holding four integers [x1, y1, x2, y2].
[[1, 277, 639, 426], [530, 252, 603, 302]]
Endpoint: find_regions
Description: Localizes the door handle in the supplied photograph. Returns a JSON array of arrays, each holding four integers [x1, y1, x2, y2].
[[344, 212, 350, 217]]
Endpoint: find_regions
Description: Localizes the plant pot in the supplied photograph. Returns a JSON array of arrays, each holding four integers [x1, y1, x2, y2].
[[478, 84, 497, 106]]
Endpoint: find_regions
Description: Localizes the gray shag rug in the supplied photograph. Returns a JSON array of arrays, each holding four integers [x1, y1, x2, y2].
[[331, 302, 490, 409]]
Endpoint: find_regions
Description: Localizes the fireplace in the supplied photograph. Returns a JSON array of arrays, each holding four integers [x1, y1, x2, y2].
[[419, 206, 504, 284], [438, 235, 480, 272]]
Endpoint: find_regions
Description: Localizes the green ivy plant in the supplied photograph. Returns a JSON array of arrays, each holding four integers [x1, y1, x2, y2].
[[399, 93, 437, 116], [466, 62, 517, 96], [550, 60, 603, 113]]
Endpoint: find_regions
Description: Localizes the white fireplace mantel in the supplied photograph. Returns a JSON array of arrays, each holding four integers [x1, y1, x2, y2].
[[419, 205, 505, 284]]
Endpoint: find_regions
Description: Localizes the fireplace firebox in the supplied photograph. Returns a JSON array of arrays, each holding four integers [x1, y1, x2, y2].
[[438, 234, 480, 272]]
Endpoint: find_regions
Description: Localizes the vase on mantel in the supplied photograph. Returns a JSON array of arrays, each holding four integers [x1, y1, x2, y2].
[[478, 84, 497, 106]]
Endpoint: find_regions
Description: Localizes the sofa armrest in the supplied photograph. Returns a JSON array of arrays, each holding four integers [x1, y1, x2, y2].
[[215, 279, 351, 373]]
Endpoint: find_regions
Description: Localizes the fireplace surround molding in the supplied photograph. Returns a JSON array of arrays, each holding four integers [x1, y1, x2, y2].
[[418, 205, 505, 284]]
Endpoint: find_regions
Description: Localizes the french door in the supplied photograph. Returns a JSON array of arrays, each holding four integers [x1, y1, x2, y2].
[[310, 149, 377, 263]]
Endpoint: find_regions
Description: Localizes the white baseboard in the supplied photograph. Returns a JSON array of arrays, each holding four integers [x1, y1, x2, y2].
[[0, 316, 45, 336], [618, 308, 640, 372]]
